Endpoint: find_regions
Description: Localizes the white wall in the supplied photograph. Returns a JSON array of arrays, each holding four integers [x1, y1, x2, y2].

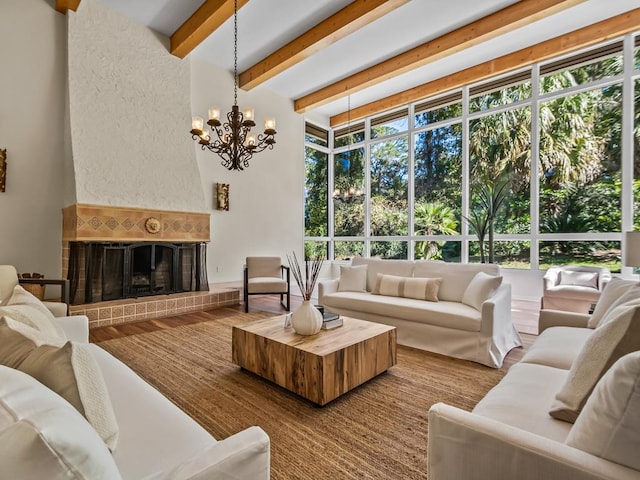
[[191, 58, 305, 283], [67, 0, 205, 212], [0, 0, 67, 277]]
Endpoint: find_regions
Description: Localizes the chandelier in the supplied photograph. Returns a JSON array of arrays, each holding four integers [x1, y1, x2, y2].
[[332, 95, 364, 203], [190, 0, 276, 171]]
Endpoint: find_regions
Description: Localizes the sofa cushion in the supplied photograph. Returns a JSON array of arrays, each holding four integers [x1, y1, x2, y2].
[[247, 277, 287, 294], [558, 270, 599, 289], [322, 291, 481, 331], [566, 351, 640, 471], [473, 362, 573, 442], [413, 262, 500, 302], [0, 316, 65, 368], [461, 272, 502, 311], [0, 285, 65, 339], [544, 285, 603, 302], [519, 326, 593, 370], [372, 274, 441, 301], [351, 257, 415, 292], [338, 265, 367, 292], [0, 365, 122, 480], [17, 341, 119, 450], [549, 305, 640, 423], [588, 277, 638, 328], [87, 345, 217, 479]]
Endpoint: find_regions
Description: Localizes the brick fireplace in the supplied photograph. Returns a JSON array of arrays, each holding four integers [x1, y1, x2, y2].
[[62, 204, 239, 328]]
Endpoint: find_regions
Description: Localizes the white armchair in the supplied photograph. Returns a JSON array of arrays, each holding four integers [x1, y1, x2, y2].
[[541, 265, 611, 314], [243, 257, 290, 313]]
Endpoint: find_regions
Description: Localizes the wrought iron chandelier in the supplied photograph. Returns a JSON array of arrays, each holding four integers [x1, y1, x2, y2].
[[190, 0, 276, 171]]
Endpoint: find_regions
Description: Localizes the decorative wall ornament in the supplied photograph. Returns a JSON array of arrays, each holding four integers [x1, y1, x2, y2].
[[0, 149, 6, 192], [216, 183, 230, 211], [144, 217, 161, 234]]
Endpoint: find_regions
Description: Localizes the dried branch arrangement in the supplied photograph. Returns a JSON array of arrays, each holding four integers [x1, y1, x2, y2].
[[287, 252, 323, 301]]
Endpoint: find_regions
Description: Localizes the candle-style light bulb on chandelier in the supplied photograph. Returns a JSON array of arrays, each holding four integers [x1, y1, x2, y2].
[[190, 0, 276, 171]]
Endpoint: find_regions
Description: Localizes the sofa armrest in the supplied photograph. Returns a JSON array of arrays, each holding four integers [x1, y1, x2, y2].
[[538, 309, 590, 334], [145, 426, 270, 480], [480, 283, 512, 337], [542, 267, 560, 291], [598, 269, 612, 291], [54, 315, 89, 343], [428, 403, 638, 480], [318, 279, 339, 304]]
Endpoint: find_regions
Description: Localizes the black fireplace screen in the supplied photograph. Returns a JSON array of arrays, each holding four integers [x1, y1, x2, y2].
[[68, 241, 208, 304]]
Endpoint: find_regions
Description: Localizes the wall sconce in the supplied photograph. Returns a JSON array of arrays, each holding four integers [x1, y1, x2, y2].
[[216, 183, 229, 211], [0, 149, 6, 193]]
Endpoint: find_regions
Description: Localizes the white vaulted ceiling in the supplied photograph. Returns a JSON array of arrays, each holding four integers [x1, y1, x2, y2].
[[95, 0, 640, 123]]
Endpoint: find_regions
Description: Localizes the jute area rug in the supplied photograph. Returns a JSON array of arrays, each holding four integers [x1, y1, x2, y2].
[[97, 312, 506, 480]]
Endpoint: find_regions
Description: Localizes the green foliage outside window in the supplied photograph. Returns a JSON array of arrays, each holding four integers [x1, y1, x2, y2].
[[304, 42, 634, 270]]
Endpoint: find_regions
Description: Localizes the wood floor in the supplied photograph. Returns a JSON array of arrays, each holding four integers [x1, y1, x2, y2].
[[90, 293, 538, 369]]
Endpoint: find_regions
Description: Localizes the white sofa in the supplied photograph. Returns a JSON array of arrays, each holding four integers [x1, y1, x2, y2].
[[318, 257, 522, 368], [0, 265, 270, 479], [427, 278, 640, 480]]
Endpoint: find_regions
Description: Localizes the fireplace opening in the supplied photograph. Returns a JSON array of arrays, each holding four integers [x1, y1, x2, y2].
[[68, 241, 208, 304]]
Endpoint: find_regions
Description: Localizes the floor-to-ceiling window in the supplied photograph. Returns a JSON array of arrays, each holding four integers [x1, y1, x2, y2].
[[304, 124, 329, 259], [304, 32, 640, 273]]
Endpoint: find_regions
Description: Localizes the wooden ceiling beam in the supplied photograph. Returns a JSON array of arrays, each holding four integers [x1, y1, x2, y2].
[[239, 0, 409, 90], [295, 0, 586, 113], [170, 0, 250, 59], [55, 0, 81, 14], [329, 8, 640, 127]]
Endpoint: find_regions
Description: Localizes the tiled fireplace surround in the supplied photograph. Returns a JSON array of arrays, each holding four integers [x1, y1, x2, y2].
[[62, 204, 239, 329]]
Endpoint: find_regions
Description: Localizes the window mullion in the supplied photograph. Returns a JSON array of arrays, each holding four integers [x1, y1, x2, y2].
[[530, 63, 541, 271]]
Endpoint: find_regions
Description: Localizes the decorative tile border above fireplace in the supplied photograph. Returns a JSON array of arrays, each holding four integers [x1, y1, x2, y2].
[[62, 204, 210, 243]]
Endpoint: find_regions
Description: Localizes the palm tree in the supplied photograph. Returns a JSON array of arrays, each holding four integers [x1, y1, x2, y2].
[[414, 201, 457, 260], [465, 174, 511, 263]]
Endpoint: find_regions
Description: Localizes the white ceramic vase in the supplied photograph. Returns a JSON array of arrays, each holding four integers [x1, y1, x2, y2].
[[291, 300, 323, 335]]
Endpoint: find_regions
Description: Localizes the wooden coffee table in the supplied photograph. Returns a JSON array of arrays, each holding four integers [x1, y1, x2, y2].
[[232, 315, 397, 406]]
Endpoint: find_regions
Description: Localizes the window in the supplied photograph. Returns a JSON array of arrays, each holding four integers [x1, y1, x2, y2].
[[304, 34, 635, 272], [540, 42, 623, 94], [469, 71, 531, 113], [304, 123, 329, 259], [371, 109, 408, 139]]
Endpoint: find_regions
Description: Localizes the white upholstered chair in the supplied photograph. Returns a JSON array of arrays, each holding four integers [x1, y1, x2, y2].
[[0, 265, 70, 316], [541, 265, 611, 314], [243, 257, 290, 313]]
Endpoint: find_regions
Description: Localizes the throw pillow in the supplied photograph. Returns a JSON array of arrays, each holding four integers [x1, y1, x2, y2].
[[558, 270, 598, 289], [549, 305, 640, 423], [461, 272, 503, 311], [372, 274, 441, 302], [0, 365, 122, 480], [595, 285, 640, 328], [337, 265, 367, 292], [0, 316, 65, 368], [566, 351, 640, 471], [0, 285, 66, 339], [588, 277, 637, 328], [17, 341, 119, 450]]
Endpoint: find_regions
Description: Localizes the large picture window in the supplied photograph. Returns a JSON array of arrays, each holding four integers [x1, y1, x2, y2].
[[304, 33, 639, 272]]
